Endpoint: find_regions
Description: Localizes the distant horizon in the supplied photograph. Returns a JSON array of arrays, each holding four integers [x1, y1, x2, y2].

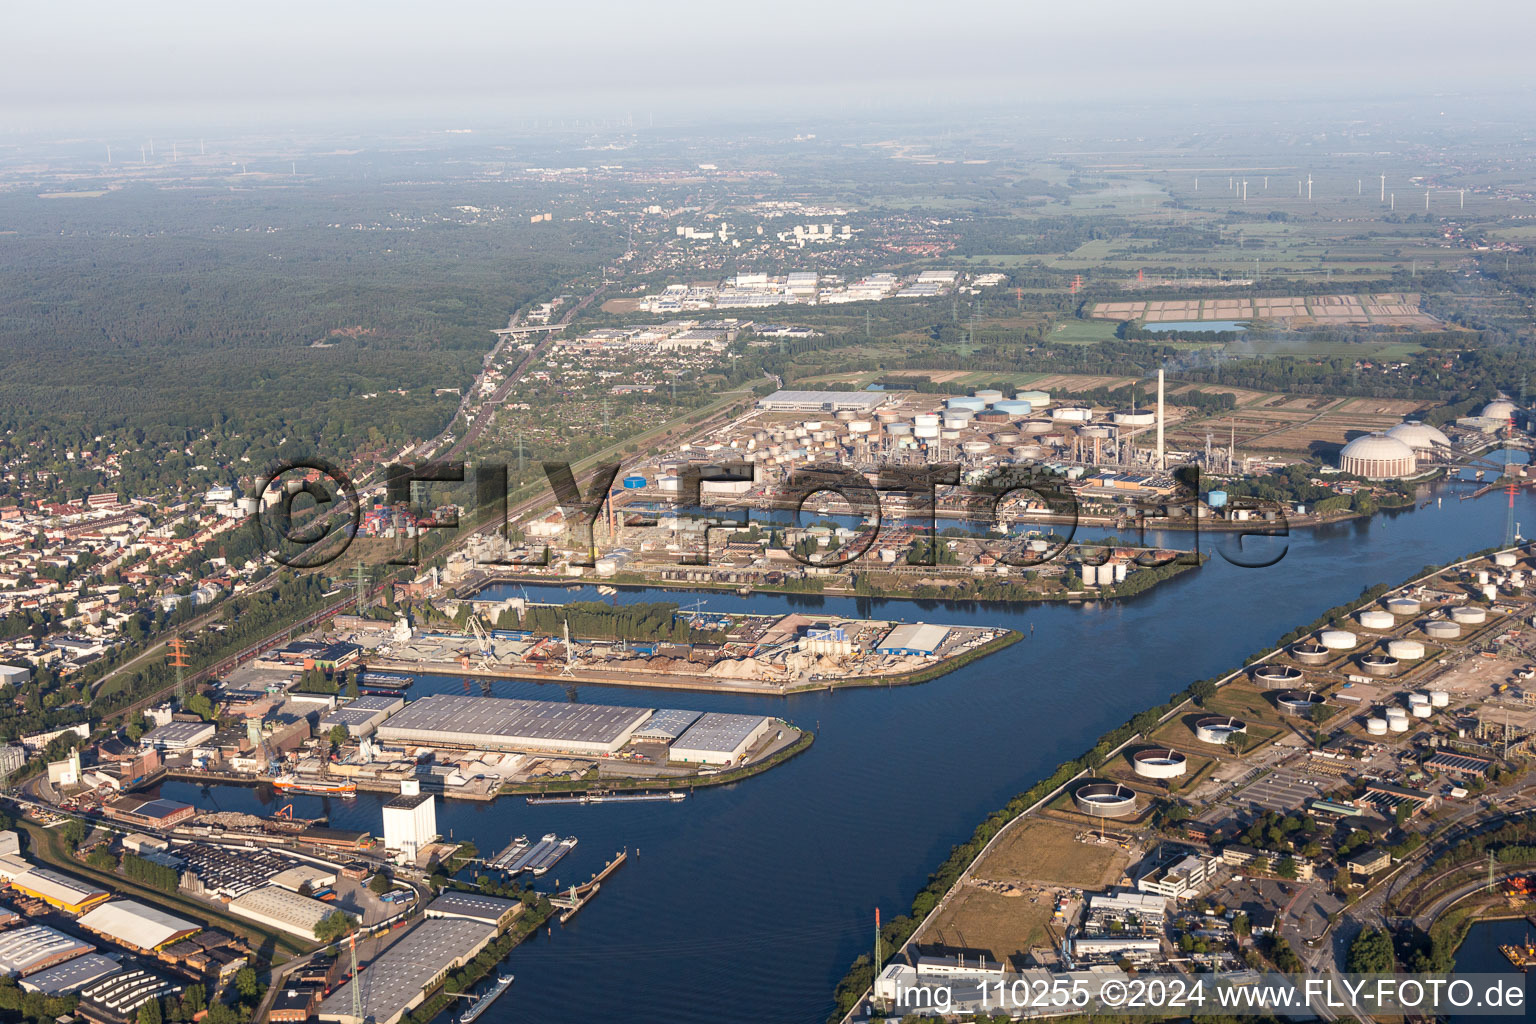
[[6, 0, 1536, 137]]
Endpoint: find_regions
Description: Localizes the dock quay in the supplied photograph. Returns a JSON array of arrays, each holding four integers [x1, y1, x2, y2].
[[548, 849, 628, 924]]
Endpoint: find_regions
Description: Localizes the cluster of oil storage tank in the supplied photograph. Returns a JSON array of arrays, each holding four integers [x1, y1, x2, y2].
[[1367, 689, 1450, 734], [1079, 561, 1129, 586]]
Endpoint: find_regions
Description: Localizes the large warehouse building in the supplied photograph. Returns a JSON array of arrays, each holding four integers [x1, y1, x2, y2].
[[876, 622, 950, 657], [669, 713, 774, 765], [317, 918, 496, 1024], [319, 695, 406, 739], [227, 885, 335, 940], [756, 389, 888, 414], [77, 900, 200, 953], [0, 924, 94, 977], [376, 694, 654, 756], [18, 952, 122, 995], [7, 866, 110, 915]]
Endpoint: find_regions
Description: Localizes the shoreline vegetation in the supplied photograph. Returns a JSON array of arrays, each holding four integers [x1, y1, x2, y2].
[[826, 542, 1517, 1023]]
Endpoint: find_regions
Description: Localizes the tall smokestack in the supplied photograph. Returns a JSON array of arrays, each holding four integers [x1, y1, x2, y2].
[[1156, 368, 1166, 471]]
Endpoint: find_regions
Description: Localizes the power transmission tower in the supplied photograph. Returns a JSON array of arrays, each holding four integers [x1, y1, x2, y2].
[[1505, 482, 1518, 548], [351, 564, 370, 616], [167, 635, 190, 703]]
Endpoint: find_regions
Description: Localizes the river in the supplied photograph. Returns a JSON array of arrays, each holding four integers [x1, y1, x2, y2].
[[150, 473, 1525, 1023]]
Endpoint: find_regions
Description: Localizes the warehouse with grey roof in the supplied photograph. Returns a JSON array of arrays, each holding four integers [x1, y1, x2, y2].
[[669, 713, 774, 765], [376, 694, 654, 755], [317, 918, 496, 1024]]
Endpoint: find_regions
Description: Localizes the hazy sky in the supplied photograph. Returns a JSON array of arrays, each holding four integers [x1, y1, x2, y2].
[[6, 0, 1535, 131]]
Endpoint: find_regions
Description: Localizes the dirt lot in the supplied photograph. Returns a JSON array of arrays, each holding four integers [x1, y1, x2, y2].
[[922, 886, 1059, 968], [970, 816, 1131, 888]]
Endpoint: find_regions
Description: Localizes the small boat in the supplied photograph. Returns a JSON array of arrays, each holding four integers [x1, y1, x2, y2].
[[457, 974, 514, 1023], [272, 775, 356, 795], [1501, 933, 1536, 968]]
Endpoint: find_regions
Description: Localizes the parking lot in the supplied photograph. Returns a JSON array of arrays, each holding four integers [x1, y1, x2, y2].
[[1230, 768, 1331, 815]]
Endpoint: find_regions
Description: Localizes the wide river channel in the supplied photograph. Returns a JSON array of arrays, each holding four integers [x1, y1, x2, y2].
[[151, 472, 1527, 1023]]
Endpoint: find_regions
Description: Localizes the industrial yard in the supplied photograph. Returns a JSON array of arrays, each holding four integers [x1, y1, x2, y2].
[[343, 608, 1013, 695], [877, 544, 1536, 1006]]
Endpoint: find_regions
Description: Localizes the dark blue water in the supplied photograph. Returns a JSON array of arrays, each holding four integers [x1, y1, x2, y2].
[[1449, 918, 1531, 1024], [155, 481, 1522, 1024]]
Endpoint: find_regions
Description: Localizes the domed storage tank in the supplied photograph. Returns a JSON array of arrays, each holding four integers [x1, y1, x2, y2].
[[1358, 610, 1395, 630], [1423, 620, 1460, 639], [1430, 690, 1449, 707], [1195, 716, 1248, 745], [1412, 703, 1433, 719], [1366, 717, 1388, 736], [1451, 606, 1487, 624], [974, 389, 1005, 405], [1338, 433, 1417, 480], [1387, 639, 1425, 660], [1494, 551, 1519, 568], [1132, 748, 1188, 779], [1073, 780, 1138, 818], [1388, 716, 1409, 732], [947, 397, 987, 412], [992, 400, 1034, 416], [1407, 692, 1429, 708], [1292, 641, 1331, 665], [1320, 630, 1358, 650], [1253, 664, 1304, 689], [1016, 390, 1051, 408], [1385, 596, 1421, 615]]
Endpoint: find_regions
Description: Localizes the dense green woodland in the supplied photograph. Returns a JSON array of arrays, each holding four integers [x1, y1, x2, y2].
[[0, 184, 618, 499]]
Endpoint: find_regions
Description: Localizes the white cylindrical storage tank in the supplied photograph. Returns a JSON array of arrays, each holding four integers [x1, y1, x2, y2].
[[1385, 596, 1421, 615], [876, 409, 900, 423], [1424, 620, 1460, 639], [961, 440, 990, 454], [993, 432, 1020, 444], [1483, 583, 1498, 601], [1358, 610, 1394, 629], [1292, 641, 1331, 665], [1366, 718, 1388, 736], [1407, 692, 1429, 707], [803, 420, 823, 431], [1387, 639, 1425, 660], [1020, 419, 1053, 435], [1412, 704, 1433, 719], [848, 420, 871, 434], [1320, 630, 1357, 650], [1012, 445, 1047, 460], [1494, 551, 1518, 567], [1132, 748, 1188, 779], [886, 423, 912, 436], [940, 429, 962, 441], [947, 397, 987, 412], [1451, 606, 1487, 624], [943, 412, 973, 429], [992, 400, 1033, 416], [1051, 406, 1092, 423], [1477, 570, 1490, 585], [974, 389, 1004, 404], [1430, 690, 1449, 708], [1073, 781, 1138, 818], [1113, 409, 1157, 426], [915, 425, 940, 440], [834, 409, 856, 422], [1114, 562, 1128, 582], [1195, 716, 1247, 745], [914, 414, 940, 429], [1017, 390, 1050, 408], [1388, 716, 1409, 732], [1254, 664, 1304, 689]]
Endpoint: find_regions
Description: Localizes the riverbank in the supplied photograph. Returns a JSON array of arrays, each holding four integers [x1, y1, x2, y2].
[[827, 540, 1524, 1022]]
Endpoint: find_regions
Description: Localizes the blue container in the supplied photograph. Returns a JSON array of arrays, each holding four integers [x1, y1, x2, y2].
[[622, 475, 647, 489], [1206, 490, 1228, 508]]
